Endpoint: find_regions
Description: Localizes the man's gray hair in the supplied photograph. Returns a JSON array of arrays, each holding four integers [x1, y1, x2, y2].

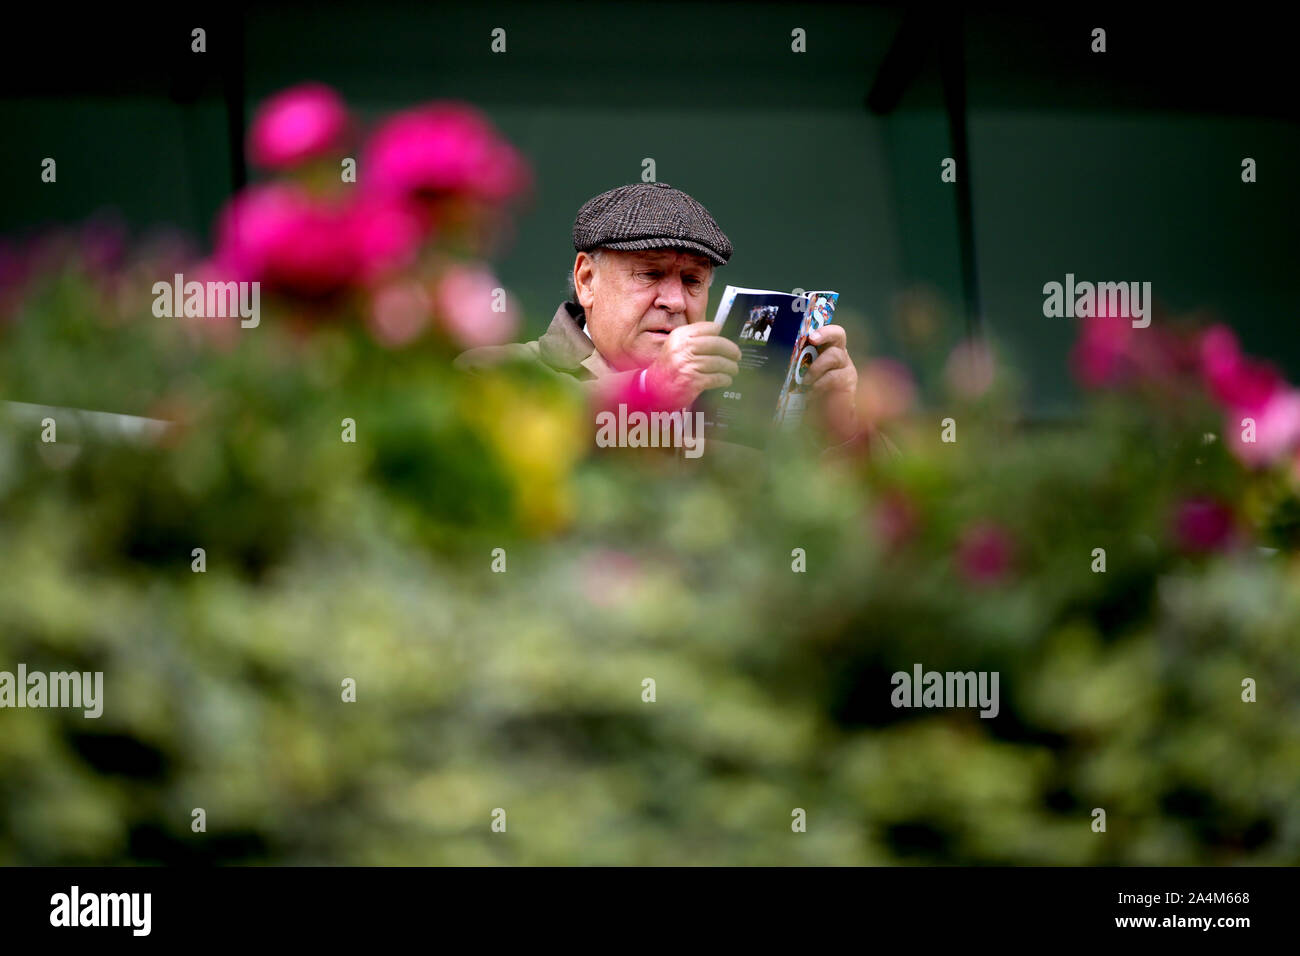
[[566, 247, 714, 302], [567, 248, 604, 301]]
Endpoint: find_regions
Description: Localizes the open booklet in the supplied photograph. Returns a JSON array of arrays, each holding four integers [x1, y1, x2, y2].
[[697, 286, 839, 447]]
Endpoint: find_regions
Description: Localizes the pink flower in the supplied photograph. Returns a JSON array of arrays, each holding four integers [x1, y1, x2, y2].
[[1193, 324, 1300, 466], [347, 193, 426, 283], [248, 83, 350, 170], [0, 239, 32, 322], [213, 183, 428, 298], [1072, 308, 1201, 391], [434, 263, 518, 348], [367, 281, 431, 348], [956, 521, 1014, 585], [1071, 313, 1135, 388], [213, 184, 358, 297], [874, 491, 919, 551], [1172, 497, 1236, 553], [588, 352, 683, 420], [362, 102, 531, 203], [1223, 388, 1300, 467], [1199, 324, 1281, 413], [173, 257, 243, 350], [78, 215, 127, 275], [857, 358, 916, 425], [944, 338, 996, 399], [0, 239, 29, 286]]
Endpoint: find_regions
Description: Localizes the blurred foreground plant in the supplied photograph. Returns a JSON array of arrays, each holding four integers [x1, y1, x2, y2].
[[1, 88, 1299, 865]]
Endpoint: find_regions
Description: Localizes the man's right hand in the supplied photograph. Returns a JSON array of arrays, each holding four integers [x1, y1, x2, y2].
[[643, 322, 742, 407]]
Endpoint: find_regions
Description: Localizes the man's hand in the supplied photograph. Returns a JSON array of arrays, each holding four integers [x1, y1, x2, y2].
[[643, 321, 742, 407], [804, 324, 860, 440]]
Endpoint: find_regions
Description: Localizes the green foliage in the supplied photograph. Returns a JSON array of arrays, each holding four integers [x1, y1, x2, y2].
[[1, 240, 1298, 865]]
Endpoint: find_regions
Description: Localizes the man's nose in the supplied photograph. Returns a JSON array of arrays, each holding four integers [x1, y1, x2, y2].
[[654, 274, 686, 312]]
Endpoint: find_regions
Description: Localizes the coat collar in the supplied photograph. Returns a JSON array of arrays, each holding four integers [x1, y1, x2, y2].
[[538, 300, 619, 380]]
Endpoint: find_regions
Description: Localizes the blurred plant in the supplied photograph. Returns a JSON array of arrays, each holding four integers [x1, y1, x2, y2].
[[1, 87, 1299, 865], [247, 83, 351, 171]]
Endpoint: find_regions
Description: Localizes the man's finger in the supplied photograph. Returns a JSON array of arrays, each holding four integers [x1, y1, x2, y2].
[[698, 373, 734, 392], [678, 321, 725, 336], [810, 365, 856, 394], [690, 355, 740, 378], [805, 347, 849, 385], [807, 324, 847, 349], [686, 335, 743, 362]]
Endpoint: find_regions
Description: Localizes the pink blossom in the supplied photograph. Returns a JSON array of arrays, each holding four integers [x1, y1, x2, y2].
[[944, 338, 996, 399], [1072, 308, 1200, 390], [0, 239, 31, 322], [956, 521, 1015, 585], [1141, 324, 1201, 384], [588, 364, 683, 426], [874, 491, 919, 551], [212, 184, 358, 297], [856, 358, 916, 425], [1172, 497, 1236, 553], [367, 281, 431, 348], [1223, 388, 1300, 467], [434, 263, 518, 348], [1199, 324, 1281, 413], [78, 215, 127, 275], [1195, 324, 1299, 465], [214, 183, 428, 298], [347, 193, 426, 283], [1071, 313, 1135, 388], [248, 83, 350, 170], [0, 239, 28, 288], [362, 102, 532, 203], [180, 257, 246, 349]]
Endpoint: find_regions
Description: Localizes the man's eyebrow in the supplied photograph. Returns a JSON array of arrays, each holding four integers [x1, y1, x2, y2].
[[633, 254, 709, 270]]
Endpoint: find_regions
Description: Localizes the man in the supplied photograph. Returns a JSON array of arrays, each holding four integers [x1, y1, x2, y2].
[[455, 181, 873, 453]]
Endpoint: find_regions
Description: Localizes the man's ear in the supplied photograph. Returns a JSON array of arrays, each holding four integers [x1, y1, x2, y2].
[[574, 253, 597, 310]]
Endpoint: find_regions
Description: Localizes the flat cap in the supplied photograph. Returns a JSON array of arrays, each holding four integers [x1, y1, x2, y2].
[[573, 181, 732, 266]]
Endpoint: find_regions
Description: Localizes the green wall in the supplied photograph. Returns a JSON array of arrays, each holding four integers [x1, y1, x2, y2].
[[4, 3, 1295, 413]]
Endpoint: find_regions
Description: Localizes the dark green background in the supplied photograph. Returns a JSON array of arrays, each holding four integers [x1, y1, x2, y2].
[[3, 3, 1296, 413]]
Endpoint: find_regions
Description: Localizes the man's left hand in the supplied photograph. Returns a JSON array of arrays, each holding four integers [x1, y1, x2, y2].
[[804, 324, 859, 440]]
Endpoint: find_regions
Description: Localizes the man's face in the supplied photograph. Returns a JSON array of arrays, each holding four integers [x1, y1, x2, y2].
[[575, 248, 713, 371]]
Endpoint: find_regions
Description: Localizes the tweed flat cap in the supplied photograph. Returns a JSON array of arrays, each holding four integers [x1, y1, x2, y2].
[[573, 181, 732, 266]]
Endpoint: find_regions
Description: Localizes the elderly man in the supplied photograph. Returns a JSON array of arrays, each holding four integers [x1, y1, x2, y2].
[[455, 181, 867, 449]]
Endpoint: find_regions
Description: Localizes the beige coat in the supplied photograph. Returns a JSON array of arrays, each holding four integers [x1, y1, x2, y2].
[[455, 301, 639, 391], [455, 300, 898, 465]]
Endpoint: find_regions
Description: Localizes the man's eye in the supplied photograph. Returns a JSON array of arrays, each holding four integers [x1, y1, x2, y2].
[[684, 277, 701, 285]]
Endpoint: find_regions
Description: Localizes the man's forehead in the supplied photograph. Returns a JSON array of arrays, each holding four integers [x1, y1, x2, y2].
[[627, 249, 712, 269]]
